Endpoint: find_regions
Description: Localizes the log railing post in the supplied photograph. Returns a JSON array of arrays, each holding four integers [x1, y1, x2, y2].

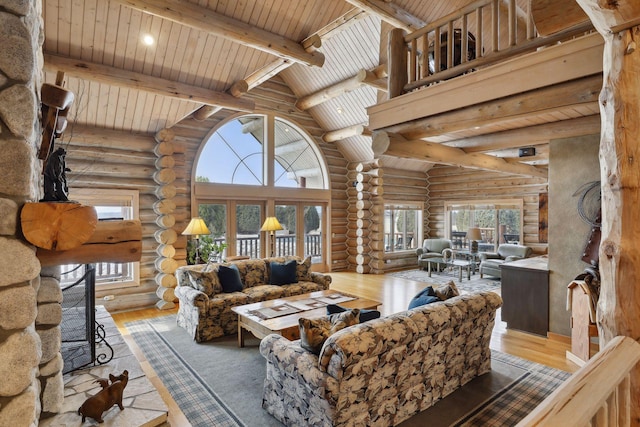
[[575, 0, 640, 421], [388, 28, 408, 98]]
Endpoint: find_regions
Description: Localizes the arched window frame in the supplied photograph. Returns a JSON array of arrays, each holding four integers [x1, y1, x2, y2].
[[190, 112, 331, 270]]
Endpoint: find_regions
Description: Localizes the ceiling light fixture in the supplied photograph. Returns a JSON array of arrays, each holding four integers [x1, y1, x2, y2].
[[142, 34, 155, 46], [337, 107, 343, 114]]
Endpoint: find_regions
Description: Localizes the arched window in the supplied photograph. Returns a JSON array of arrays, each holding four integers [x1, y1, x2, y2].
[[196, 114, 327, 189], [192, 113, 330, 270]]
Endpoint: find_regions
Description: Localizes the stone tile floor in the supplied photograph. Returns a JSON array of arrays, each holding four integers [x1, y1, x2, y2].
[[40, 307, 169, 427]]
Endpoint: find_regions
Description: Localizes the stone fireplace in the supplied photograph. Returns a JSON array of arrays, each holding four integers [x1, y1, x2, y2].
[[0, 0, 53, 425]]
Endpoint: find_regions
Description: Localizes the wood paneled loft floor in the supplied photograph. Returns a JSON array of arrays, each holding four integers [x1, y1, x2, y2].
[[112, 271, 581, 427]]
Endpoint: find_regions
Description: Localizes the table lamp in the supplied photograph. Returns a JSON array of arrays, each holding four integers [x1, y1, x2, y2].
[[466, 227, 482, 253], [261, 216, 283, 257], [182, 217, 210, 263]]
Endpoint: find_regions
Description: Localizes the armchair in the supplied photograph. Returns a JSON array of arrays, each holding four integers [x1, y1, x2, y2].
[[479, 243, 533, 278], [416, 238, 452, 270]]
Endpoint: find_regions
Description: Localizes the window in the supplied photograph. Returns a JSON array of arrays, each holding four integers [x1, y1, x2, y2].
[[384, 203, 422, 252], [445, 199, 523, 252], [62, 189, 140, 289], [193, 113, 330, 268]]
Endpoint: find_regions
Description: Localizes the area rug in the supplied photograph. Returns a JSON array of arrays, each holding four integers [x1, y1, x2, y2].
[[126, 315, 569, 427], [388, 268, 502, 294]]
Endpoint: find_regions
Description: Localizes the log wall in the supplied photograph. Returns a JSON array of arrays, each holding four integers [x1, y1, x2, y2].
[[65, 127, 167, 311], [427, 165, 549, 255]]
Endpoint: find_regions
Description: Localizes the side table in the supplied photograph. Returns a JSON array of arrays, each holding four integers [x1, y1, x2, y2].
[[452, 250, 481, 274]]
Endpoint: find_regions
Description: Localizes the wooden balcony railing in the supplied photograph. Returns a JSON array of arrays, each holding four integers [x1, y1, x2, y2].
[[517, 336, 640, 426], [389, 0, 594, 97]]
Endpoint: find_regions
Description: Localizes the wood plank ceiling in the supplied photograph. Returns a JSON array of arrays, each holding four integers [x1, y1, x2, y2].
[[42, 0, 600, 171]]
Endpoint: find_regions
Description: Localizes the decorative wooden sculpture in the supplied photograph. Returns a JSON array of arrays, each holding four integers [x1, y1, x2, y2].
[[77, 370, 129, 423]]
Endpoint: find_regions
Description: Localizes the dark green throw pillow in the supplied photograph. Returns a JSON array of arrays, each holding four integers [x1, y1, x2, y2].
[[269, 260, 298, 285], [218, 264, 243, 293]]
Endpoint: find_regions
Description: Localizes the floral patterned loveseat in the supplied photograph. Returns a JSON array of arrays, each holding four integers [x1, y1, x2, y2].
[[174, 256, 332, 342], [259, 291, 503, 426]]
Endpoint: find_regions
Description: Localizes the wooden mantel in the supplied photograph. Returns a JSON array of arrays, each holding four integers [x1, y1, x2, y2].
[[22, 203, 142, 266]]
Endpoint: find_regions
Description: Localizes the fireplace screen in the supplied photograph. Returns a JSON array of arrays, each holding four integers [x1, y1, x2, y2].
[[61, 264, 113, 374]]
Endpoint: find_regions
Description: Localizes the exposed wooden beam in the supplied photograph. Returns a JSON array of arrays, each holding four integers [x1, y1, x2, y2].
[[323, 124, 371, 143], [44, 54, 255, 113], [382, 75, 602, 140], [444, 115, 601, 153], [189, 9, 367, 122], [373, 131, 548, 178], [304, 8, 369, 41], [296, 67, 387, 111], [111, 0, 324, 68], [343, 0, 425, 32]]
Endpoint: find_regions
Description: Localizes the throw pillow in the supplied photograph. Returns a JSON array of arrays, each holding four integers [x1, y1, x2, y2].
[[408, 286, 440, 309], [185, 269, 222, 296], [295, 256, 312, 281], [218, 264, 243, 293], [435, 280, 460, 301], [269, 260, 298, 285], [326, 304, 381, 323], [299, 309, 360, 355]]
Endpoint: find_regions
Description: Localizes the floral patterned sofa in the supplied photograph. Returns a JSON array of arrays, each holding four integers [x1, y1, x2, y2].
[[174, 256, 332, 342], [259, 291, 503, 426]]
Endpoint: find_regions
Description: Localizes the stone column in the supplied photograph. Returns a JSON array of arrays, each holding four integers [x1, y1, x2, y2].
[[0, 0, 46, 426]]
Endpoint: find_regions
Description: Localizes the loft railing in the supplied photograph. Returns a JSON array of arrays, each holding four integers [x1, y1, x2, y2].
[[389, 0, 594, 97], [517, 336, 640, 426]]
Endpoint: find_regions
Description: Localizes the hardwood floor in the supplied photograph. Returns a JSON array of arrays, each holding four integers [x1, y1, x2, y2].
[[111, 271, 581, 427]]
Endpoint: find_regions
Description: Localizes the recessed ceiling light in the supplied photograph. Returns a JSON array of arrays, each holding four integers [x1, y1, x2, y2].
[[142, 34, 155, 46], [284, 127, 289, 132], [336, 107, 343, 114]]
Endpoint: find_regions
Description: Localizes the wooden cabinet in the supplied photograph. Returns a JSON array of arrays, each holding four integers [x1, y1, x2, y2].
[[500, 256, 549, 336]]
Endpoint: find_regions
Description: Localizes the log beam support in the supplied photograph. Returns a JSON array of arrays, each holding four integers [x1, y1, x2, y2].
[[576, 0, 640, 421], [374, 131, 548, 178]]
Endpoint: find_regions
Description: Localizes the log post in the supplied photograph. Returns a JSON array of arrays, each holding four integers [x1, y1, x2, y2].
[[575, 0, 640, 421], [388, 28, 408, 98], [153, 128, 179, 310]]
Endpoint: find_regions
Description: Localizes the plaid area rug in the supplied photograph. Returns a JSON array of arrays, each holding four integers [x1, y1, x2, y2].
[[126, 318, 247, 427], [127, 315, 568, 427], [388, 268, 502, 294], [452, 351, 571, 426]]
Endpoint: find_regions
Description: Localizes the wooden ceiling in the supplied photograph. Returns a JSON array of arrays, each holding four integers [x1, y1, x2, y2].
[[42, 0, 600, 170]]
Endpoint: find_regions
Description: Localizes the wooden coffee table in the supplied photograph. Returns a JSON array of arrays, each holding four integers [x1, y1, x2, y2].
[[231, 290, 381, 347]]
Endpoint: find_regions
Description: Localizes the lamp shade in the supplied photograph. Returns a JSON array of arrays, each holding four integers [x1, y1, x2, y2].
[[260, 216, 283, 232], [466, 227, 482, 241], [182, 217, 210, 236]]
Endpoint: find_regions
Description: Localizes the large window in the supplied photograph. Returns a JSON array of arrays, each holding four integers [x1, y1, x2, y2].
[[445, 199, 523, 251], [193, 113, 330, 268], [62, 189, 140, 289], [384, 203, 422, 252]]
